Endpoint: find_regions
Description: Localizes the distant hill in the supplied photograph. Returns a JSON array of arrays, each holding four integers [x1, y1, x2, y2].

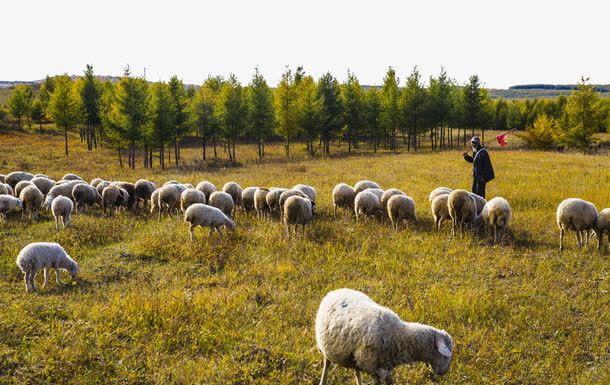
[[490, 84, 610, 99]]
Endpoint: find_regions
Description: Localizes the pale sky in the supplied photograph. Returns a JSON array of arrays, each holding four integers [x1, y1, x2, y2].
[[2, 0, 609, 88]]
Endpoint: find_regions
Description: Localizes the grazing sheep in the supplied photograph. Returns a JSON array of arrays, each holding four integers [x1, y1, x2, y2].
[[134, 179, 157, 209], [3, 183, 13, 196], [316, 289, 453, 384], [222, 182, 242, 215], [101, 186, 121, 214], [180, 188, 206, 212], [116, 187, 130, 210], [61, 173, 83, 181], [241, 186, 259, 212], [365, 188, 384, 202], [184, 203, 236, 240], [51, 196, 74, 230], [72, 183, 103, 213], [90, 178, 104, 188], [381, 188, 406, 213], [278, 189, 309, 216], [31, 176, 56, 195], [266, 187, 289, 216], [387, 195, 417, 231], [431, 194, 451, 232], [332, 183, 356, 217], [354, 180, 381, 194], [95, 181, 111, 195], [16, 242, 78, 292], [33, 174, 50, 178], [469, 192, 487, 215], [0, 195, 23, 220], [43, 180, 85, 210], [19, 185, 43, 220], [14, 180, 34, 197], [0, 174, 4, 183], [293, 184, 316, 205], [596, 208, 610, 251], [109, 182, 136, 209], [157, 184, 182, 220], [5, 171, 34, 189], [163, 180, 181, 186], [448, 189, 478, 238], [254, 188, 271, 218], [283, 195, 313, 235], [196, 181, 217, 201], [481, 197, 512, 244], [556, 198, 599, 251], [0, 183, 8, 195], [150, 188, 160, 215], [354, 190, 381, 221], [429, 187, 452, 202], [208, 191, 235, 218]]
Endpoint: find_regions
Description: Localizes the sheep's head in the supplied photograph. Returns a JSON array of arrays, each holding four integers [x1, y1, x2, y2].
[[69, 261, 79, 280], [430, 330, 453, 375], [15, 198, 23, 210], [225, 219, 236, 231]]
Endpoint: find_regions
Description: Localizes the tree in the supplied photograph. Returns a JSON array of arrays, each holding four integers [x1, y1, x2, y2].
[[296, 75, 323, 156], [400, 66, 427, 151], [215, 74, 246, 162], [317, 72, 343, 155], [246, 68, 275, 159], [48, 75, 83, 157], [521, 114, 560, 150], [148, 82, 175, 169], [364, 87, 382, 152], [274, 67, 299, 157], [461, 75, 485, 143], [168, 75, 189, 164], [428, 68, 455, 149], [563, 77, 602, 151], [190, 76, 223, 161], [506, 101, 522, 130], [7, 85, 33, 130], [80, 64, 102, 150], [30, 98, 44, 131], [380, 67, 400, 152], [99, 81, 124, 165], [340, 71, 365, 152]]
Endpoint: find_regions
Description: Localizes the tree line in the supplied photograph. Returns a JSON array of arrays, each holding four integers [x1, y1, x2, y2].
[[2, 66, 609, 167]]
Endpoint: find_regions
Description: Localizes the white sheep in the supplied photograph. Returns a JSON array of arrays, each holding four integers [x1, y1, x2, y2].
[[163, 180, 181, 186], [429, 187, 452, 203], [556, 198, 599, 251], [3, 183, 14, 196], [101, 185, 121, 215], [31, 176, 56, 195], [208, 191, 235, 218], [135, 179, 157, 209], [109, 181, 136, 209], [14, 180, 34, 197], [61, 173, 83, 181], [184, 203, 236, 240], [0, 195, 23, 220], [431, 194, 451, 232], [95, 181, 111, 196], [354, 190, 381, 221], [0, 174, 4, 183], [19, 185, 43, 220], [332, 183, 356, 217], [0, 183, 9, 195], [196, 181, 217, 201], [241, 186, 259, 212], [293, 184, 316, 205], [283, 195, 313, 235], [150, 188, 160, 215], [254, 188, 271, 218], [481, 197, 511, 244], [90, 177, 104, 188], [51, 195, 74, 230], [72, 183, 103, 213], [43, 180, 85, 210], [316, 288, 454, 384], [116, 187, 130, 210], [222, 182, 242, 215], [448, 189, 478, 238], [469, 193, 487, 215], [16, 242, 79, 292], [387, 195, 417, 231], [365, 188, 384, 202], [596, 208, 610, 251], [157, 184, 182, 220], [354, 180, 381, 194], [180, 188, 206, 212], [278, 189, 310, 217], [381, 188, 406, 213], [266, 187, 289, 216], [5, 171, 34, 189]]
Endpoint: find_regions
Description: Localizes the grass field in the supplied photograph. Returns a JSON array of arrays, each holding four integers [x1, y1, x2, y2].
[[0, 132, 609, 385]]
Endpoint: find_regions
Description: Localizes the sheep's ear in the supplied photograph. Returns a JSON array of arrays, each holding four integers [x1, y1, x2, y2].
[[436, 332, 452, 357]]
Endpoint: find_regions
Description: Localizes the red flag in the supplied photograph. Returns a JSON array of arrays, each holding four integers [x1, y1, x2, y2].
[[496, 133, 507, 146]]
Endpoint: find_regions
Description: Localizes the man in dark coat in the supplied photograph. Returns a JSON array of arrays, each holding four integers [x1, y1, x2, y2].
[[463, 136, 494, 198]]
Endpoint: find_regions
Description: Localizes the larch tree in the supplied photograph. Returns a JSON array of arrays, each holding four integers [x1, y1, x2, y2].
[[215, 74, 246, 162], [296, 75, 322, 156], [190, 76, 223, 161], [79, 64, 102, 150], [400, 66, 427, 151], [168, 75, 189, 164], [340, 70, 365, 152], [364, 87, 382, 152], [148, 82, 175, 169], [48, 75, 83, 157], [274, 67, 299, 157], [380, 67, 400, 152], [563, 77, 602, 151], [428, 67, 455, 149], [7, 84, 33, 130], [317, 72, 343, 155], [246, 68, 275, 159]]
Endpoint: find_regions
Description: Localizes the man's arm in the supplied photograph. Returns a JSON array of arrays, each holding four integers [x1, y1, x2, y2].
[[463, 152, 473, 163]]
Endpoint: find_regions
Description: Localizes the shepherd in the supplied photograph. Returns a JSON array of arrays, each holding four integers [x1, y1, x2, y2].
[[463, 136, 494, 199]]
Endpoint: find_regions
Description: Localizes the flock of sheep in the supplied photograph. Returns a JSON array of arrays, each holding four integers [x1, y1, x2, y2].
[[1, 169, 609, 383]]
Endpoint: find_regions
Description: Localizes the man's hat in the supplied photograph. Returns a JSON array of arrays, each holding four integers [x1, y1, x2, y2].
[[470, 136, 481, 144]]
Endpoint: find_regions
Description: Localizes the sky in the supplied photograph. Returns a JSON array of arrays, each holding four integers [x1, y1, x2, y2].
[[2, 0, 609, 88]]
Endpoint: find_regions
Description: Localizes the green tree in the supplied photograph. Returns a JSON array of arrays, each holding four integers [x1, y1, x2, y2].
[[30, 98, 44, 131], [99, 81, 125, 164], [563, 77, 602, 151], [506, 101, 522, 130], [296, 75, 322, 156], [168, 75, 189, 164], [461, 74, 485, 143], [340, 71, 365, 152], [79, 64, 102, 150], [246, 68, 275, 159], [428, 68, 455, 149], [7, 85, 33, 130], [148, 82, 175, 169], [274, 67, 299, 157], [38, 76, 55, 123], [364, 87, 382, 152], [215, 74, 246, 162], [380, 67, 400, 151], [190, 76, 223, 160], [400, 66, 427, 151], [493, 98, 508, 132], [48, 75, 83, 157], [317, 72, 343, 155], [521, 114, 560, 150]]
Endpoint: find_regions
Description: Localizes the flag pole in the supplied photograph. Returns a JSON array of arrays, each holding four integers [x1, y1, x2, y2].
[[463, 128, 517, 154]]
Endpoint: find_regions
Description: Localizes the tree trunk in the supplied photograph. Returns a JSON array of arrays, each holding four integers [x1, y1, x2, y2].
[[64, 127, 69, 157], [160, 142, 165, 169], [174, 136, 179, 165], [202, 135, 206, 161], [232, 140, 236, 162], [118, 146, 123, 168], [213, 136, 217, 158], [144, 142, 148, 168]]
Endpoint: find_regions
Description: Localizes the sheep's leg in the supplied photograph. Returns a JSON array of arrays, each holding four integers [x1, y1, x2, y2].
[[354, 369, 363, 385], [64, 215, 69, 228], [333, 204, 337, 218], [42, 269, 49, 288], [217, 227, 223, 238], [55, 268, 63, 285], [55, 216, 60, 231], [21, 204, 25, 220], [30, 271, 38, 292], [586, 229, 591, 246], [24, 272, 31, 292], [451, 219, 456, 237], [493, 226, 498, 244], [318, 357, 330, 385], [576, 231, 582, 248], [302, 224, 306, 236], [189, 224, 196, 241], [208, 228, 214, 238]]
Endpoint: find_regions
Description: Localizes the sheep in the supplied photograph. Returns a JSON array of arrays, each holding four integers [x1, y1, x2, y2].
[[254, 188, 271, 218], [354, 180, 381, 194], [31, 176, 56, 195], [163, 180, 181, 186], [19, 185, 43, 220], [0, 195, 23, 220], [3, 183, 13, 196], [278, 189, 310, 216], [315, 288, 453, 384], [283, 195, 313, 235], [134, 179, 157, 209], [150, 188, 161, 215], [332, 183, 356, 217], [43, 180, 85, 210], [90, 178, 104, 188], [431, 194, 451, 232], [14, 180, 34, 197], [429, 187, 452, 203], [222, 182, 242, 215], [72, 183, 103, 213], [448, 189, 478, 238], [0, 174, 4, 183], [208, 191, 235, 218], [180, 188, 206, 212], [293, 184, 316, 205], [354, 190, 381, 221], [481, 197, 512, 244], [196, 181, 217, 201], [61, 173, 83, 181], [96, 181, 111, 196], [596, 208, 610, 251], [556, 198, 599, 251], [381, 188, 406, 213], [387, 195, 417, 231], [184, 203, 236, 240], [5, 171, 34, 189], [241, 186, 259, 212], [157, 184, 182, 220], [266, 187, 289, 216], [51, 195, 74, 230], [0, 183, 8, 195], [365, 188, 384, 202], [101, 186, 121, 214], [116, 187, 130, 210], [33, 174, 50, 178], [469, 192, 487, 215], [16, 242, 78, 292], [109, 181, 136, 209]]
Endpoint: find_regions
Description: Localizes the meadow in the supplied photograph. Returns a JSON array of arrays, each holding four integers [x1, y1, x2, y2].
[[0, 132, 608, 385]]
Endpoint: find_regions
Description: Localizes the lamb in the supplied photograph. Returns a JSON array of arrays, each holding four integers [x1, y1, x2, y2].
[[222, 182, 242, 215], [5, 171, 34, 189], [431, 194, 451, 232], [196, 181, 217, 201], [278, 189, 309, 216], [481, 197, 512, 244], [14, 180, 34, 197], [381, 188, 406, 213], [43, 180, 85, 210], [0, 195, 23, 220], [283, 195, 313, 235], [19, 185, 43, 220], [429, 187, 452, 203], [109, 181, 136, 209], [254, 188, 271, 218], [208, 191, 235, 218], [354, 190, 381, 221], [31, 176, 56, 195], [72, 183, 103, 213], [51, 195, 74, 230], [596, 208, 610, 251], [469, 193, 487, 215], [448, 189, 478, 238], [61, 173, 83, 181], [332, 183, 356, 217], [556, 198, 599, 251], [241, 186, 259, 212], [387, 195, 417, 231], [157, 184, 182, 220], [315, 288, 453, 385], [266, 187, 289, 216], [354, 180, 381, 194], [134, 179, 157, 209], [101, 185, 121, 214], [180, 188, 206, 212], [184, 203, 236, 240], [16, 242, 79, 292]]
